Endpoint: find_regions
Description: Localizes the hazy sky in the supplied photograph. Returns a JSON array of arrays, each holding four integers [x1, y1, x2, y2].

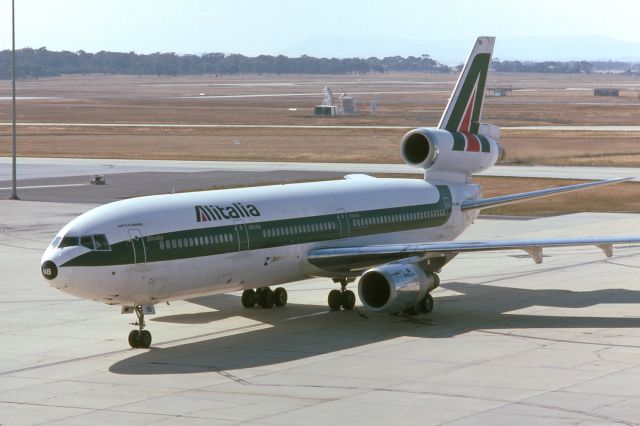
[[1, 0, 640, 61]]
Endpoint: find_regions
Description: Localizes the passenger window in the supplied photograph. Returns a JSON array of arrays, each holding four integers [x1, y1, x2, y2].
[[59, 236, 79, 248], [159, 240, 165, 250]]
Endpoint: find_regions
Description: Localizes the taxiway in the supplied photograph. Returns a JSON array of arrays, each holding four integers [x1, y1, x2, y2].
[[1, 195, 640, 424], [2, 157, 640, 183]]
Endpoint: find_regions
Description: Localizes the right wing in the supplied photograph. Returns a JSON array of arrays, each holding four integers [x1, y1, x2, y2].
[[307, 236, 640, 274]]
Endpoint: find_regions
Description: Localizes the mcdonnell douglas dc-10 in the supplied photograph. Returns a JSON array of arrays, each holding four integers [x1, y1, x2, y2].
[[41, 37, 640, 348]]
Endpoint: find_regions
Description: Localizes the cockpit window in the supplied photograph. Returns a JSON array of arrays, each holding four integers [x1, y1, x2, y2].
[[81, 236, 95, 250], [56, 234, 111, 251], [59, 236, 79, 248], [93, 234, 111, 251]]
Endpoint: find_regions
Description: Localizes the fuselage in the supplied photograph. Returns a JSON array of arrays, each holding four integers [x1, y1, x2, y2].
[[41, 175, 481, 306]]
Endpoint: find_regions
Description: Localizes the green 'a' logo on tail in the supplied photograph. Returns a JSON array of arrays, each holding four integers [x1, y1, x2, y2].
[[438, 37, 494, 135]]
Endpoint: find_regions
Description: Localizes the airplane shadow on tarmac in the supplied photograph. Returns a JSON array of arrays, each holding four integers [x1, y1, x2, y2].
[[109, 281, 640, 376]]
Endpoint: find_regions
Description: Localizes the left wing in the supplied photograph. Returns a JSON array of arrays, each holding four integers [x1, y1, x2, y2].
[[461, 177, 632, 211], [307, 236, 640, 274]]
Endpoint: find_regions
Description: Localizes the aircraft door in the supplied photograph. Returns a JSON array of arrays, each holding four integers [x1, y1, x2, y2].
[[128, 230, 147, 264], [336, 209, 351, 238], [234, 221, 249, 252]]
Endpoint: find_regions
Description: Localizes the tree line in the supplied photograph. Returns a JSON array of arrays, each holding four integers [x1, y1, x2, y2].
[[1, 47, 636, 79], [0, 48, 449, 79], [491, 59, 595, 74]]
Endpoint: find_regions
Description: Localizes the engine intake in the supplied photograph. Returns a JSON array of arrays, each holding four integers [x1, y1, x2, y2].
[[358, 263, 439, 314], [402, 131, 434, 167], [400, 127, 503, 175]]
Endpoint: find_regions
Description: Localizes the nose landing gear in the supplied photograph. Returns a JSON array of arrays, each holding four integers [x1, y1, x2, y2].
[[128, 305, 152, 348]]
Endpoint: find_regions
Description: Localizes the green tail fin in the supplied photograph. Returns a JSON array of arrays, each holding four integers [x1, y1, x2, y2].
[[438, 37, 495, 134]]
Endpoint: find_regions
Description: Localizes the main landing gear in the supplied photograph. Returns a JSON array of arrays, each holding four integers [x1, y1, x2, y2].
[[328, 278, 356, 311], [241, 287, 288, 309], [405, 293, 434, 316], [128, 305, 152, 349]]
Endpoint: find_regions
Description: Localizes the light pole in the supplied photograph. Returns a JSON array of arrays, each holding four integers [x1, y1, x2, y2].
[[10, 0, 18, 200]]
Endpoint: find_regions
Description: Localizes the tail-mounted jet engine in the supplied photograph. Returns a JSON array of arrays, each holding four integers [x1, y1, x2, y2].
[[400, 126, 505, 175], [358, 263, 439, 314]]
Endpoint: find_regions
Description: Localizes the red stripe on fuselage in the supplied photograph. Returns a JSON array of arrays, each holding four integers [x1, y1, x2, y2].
[[465, 133, 480, 152]]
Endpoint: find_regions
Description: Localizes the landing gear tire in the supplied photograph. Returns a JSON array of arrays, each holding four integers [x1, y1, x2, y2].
[[258, 287, 274, 308], [274, 287, 288, 307], [139, 330, 152, 348], [341, 290, 356, 310], [128, 305, 152, 349], [128, 329, 141, 348], [328, 289, 342, 310], [328, 279, 356, 311], [241, 289, 257, 308], [423, 294, 434, 314], [413, 293, 434, 315]]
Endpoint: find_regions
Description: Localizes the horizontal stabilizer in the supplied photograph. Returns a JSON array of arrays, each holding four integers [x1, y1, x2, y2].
[[461, 177, 633, 211]]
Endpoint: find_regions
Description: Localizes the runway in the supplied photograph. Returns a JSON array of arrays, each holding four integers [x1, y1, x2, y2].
[[1, 157, 639, 183], [2, 199, 640, 425]]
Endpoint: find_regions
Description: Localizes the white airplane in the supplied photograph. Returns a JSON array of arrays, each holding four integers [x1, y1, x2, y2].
[[41, 37, 639, 349]]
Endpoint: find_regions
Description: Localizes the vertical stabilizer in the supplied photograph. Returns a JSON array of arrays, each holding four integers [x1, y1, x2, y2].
[[438, 37, 495, 134]]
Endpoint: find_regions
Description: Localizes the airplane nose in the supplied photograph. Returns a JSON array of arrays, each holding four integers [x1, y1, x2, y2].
[[41, 260, 58, 280]]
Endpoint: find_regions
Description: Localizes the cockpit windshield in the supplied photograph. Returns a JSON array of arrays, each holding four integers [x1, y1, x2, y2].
[[59, 236, 79, 248], [56, 234, 111, 251]]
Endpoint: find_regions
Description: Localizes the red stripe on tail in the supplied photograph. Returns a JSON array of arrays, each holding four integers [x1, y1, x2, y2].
[[458, 91, 476, 133]]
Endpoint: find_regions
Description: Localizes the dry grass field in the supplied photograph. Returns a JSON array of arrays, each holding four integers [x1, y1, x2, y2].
[[465, 177, 640, 216], [1, 72, 640, 165], [1, 72, 640, 214]]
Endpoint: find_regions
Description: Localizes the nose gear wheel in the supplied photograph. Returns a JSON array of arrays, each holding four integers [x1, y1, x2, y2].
[[128, 305, 152, 349]]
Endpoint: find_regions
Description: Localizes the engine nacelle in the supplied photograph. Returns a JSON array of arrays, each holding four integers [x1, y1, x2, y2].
[[358, 264, 439, 314], [400, 127, 505, 175]]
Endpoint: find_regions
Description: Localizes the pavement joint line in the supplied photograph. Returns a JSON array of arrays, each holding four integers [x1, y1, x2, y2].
[[478, 329, 640, 349], [280, 311, 328, 321]]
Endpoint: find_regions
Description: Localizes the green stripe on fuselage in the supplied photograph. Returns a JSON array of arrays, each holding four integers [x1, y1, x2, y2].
[[62, 186, 453, 268]]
